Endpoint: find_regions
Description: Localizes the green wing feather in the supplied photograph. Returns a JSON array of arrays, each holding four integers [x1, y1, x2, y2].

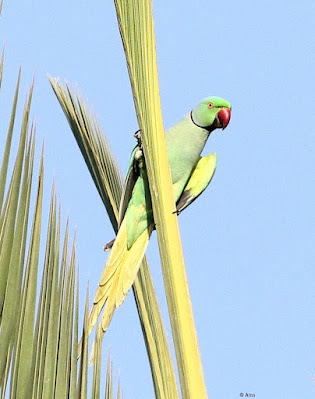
[[104, 144, 153, 251], [176, 152, 217, 214], [118, 145, 141, 225], [104, 146, 140, 251]]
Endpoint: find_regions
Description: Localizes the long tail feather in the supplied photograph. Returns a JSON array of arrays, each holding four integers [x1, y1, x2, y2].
[[88, 217, 151, 335]]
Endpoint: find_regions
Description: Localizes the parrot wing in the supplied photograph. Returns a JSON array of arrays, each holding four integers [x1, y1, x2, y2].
[[118, 145, 141, 225], [103, 146, 141, 251], [176, 152, 217, 214], [90, 148, 153, 335]]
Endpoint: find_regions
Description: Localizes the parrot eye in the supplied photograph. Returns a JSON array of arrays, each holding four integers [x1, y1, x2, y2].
[[207, 102, 214, 109]]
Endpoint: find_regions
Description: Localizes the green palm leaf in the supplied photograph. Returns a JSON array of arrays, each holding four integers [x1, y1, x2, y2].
[[49, 80, 179, 399], [114, 1, 208, 397], [0, 67, 120, 399]]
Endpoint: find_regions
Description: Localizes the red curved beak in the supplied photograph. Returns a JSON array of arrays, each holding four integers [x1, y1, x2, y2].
[[218, 107, 231, 129]]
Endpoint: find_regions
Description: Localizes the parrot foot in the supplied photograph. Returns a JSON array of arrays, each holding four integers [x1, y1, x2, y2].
[[103, 238, 115, 251], [134, 129, 143, 149]]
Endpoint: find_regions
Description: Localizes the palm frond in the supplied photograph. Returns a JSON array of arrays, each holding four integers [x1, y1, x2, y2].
[[49, 79, 179, 399], [91, 326, 102, 399], [0, 68, 121, 399], [0, 66, 20, 210], [0, 81, 34, 381], [113, 1, 208, 398], [49, 79, 122, 230], [0, 47, 5, 92]]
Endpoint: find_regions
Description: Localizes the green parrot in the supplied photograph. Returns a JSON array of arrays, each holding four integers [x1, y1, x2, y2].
[[89, 96, 231, 334]]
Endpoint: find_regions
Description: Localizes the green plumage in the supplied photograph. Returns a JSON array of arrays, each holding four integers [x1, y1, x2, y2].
[[90, 96, 231, 334], [120, 96, 231, 248]]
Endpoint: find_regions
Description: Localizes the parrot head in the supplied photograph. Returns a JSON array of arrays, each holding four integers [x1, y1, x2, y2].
[[191, 96, 231, 132]]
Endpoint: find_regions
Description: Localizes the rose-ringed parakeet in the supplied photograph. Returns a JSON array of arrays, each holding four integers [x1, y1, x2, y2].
[[88, 96, 231, 335]]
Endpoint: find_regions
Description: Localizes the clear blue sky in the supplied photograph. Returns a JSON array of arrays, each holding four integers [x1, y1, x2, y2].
[[1, 1, 314, 398]]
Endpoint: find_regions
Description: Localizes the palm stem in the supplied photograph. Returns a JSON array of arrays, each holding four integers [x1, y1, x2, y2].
[[113, 1, 208, 398]]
